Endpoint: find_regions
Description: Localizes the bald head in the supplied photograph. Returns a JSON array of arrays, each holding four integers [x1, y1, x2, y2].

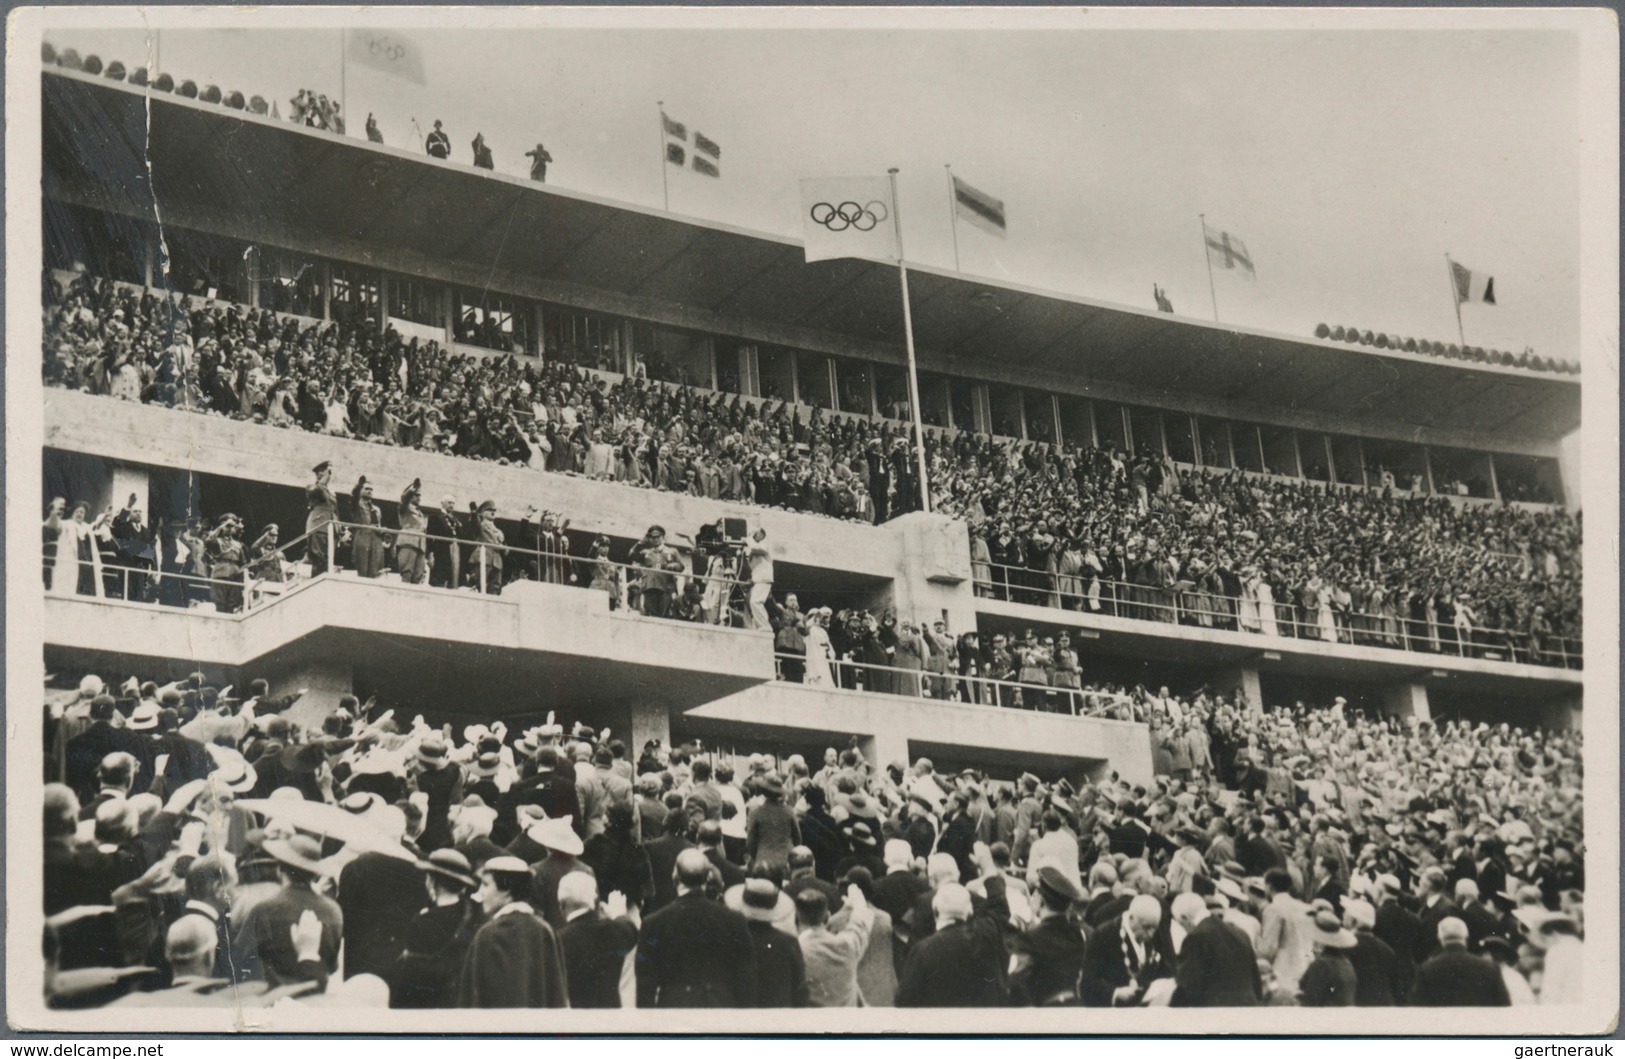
[[1171, 891, 1207, 929], [557, 871, 599, 915], [1454, 878, 1480, 903], [884, 839, 913, 869], [1437, 916, 1469, 946], [927, 853, 960, 886], [674, 848, 711, 892], [1126, 895, 1163, 941], [933, 883, 972, 927], [166, 915, 219, 978]]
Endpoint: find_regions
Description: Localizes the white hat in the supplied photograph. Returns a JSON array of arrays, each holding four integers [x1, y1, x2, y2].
[[526, 815, 584, 856], [129, 702, 161, 732]]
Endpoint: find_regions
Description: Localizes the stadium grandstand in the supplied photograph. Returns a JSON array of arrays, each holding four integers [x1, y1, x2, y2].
[[31, 46, 1589, 1021]]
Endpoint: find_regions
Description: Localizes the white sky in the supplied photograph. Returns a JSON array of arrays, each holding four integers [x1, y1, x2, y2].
[[46, 12, 1583, 360]]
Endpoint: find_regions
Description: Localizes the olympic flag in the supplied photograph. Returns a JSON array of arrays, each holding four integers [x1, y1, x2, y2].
[[346, 30, 426, 85], [799, 177, 899, 263]]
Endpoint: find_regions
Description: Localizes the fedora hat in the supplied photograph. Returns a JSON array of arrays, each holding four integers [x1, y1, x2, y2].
[[526, 815, 584, 856], [416, 737, 450, 770], [129, 702, 161, 732], [757, 773, 786, 797], [732, 878, 793, 924], [206, 748, 258, 794], [421, 849, 478, 890], [261, 834, 326, 875], [1308, 908, 1357, 949], [470, 752, 502, 779]]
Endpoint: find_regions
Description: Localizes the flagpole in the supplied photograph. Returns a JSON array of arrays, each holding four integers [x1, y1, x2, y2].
[[340, 30, 347, 137], [1200, 214, 1219, 323], [889, 168, 933, 515], [657, 102, 671, 212], [944, 165, 962, 272], [1444, 253, 1466, 346]]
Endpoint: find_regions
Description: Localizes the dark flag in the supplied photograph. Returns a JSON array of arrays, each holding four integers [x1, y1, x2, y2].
[[661, 112, 687, 141], [695, 131, 721, 159], [666, 143, 686, 167], [951, 175, 1007, 238], [692, 155, 720, 178]]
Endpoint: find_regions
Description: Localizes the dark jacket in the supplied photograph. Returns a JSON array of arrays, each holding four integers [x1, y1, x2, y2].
[[338, 850, 429, 980], [1374, 898, 1425, 1000], [1411, 946, 1512, 1006], [642, 834, 693, 914], [1170, 915, 1261, 1006], [390, 899, 477, 1008], [1347, 932, 1401, 1006], [558, 910, 639, 1008], [457, 905, 569, 1008], [635, 890, 758, 1008], [747, 918, 810, 1008], [1299, 950, 1359, 1006], [895, 878, 1010, 1007], [1078, 913, 1177, 1007], [1009, 913, 1089, 1006]]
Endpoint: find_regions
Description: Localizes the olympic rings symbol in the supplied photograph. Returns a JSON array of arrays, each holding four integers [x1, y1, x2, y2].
[[810, 200, 889, 232]]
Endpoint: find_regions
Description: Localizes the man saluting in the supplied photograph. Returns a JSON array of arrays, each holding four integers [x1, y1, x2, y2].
[[304, 461, 340, 575]]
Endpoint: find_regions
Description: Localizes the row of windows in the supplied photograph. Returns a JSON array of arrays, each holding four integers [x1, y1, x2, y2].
[[43, 203, 1565, 504]]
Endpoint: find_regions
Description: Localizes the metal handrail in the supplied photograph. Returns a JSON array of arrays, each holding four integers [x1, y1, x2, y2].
[[771, 651, 1136, 720], [971, 560, 1582, 670], [266, 519, 754, 620]]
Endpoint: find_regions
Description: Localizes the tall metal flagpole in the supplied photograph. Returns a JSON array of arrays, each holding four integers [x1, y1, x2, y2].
[[1200, 214, 1219, 323], [888, 168, 933, 515], [944, 165, 962, 272], [657, 102, 671, 211], [340, 30, 347, 136], [1444, 253, 1466, 345]]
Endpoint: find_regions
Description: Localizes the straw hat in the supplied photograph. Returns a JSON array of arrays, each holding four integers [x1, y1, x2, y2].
[[1308, 908, 1357, 949], [526, 815, 584, 856]]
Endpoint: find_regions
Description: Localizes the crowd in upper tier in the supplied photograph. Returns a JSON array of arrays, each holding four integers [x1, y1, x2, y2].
[[42, 669, 1584, 1011], [42, 268, 1583, 665]]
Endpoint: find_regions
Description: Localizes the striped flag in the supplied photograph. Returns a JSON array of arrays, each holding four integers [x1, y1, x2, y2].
[[1204, 223, 1256, 278], [1450, 261, 1496, 305], [951, 175, 1006, 238]]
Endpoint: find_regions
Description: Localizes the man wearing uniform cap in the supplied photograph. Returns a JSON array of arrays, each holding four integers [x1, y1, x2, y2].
[[304, 461, 338, 575], [1008, 863, 1087, 1006]]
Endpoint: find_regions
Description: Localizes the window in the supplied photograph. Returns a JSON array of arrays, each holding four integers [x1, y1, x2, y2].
[[1330, 435, 1365, 486], [1231, 423, 1264, 473], [758, 346, 798, 402], [1259, 425, 1300, 477], [1301, 434, 1332, 482], [1428, 446, 1494, 499], [330, 264, 380, 325], [875, 365, 912, 422], [949, 379, 981, 434], [1196, 417, 1232, 468], [834, 357, 875, 416], [168, 228, 249, 303], [253, 248, 323, 317], [388, 275, 446, 329], [1126, 405, 1165, 456], [543, 305, 622, 370], [456, 289, 531, 354], [1094, 400, 1129, 453], [1023, 391, 1057, 443], [1493, 453, 1563, 504], [917, 372, 952, 428], [797, 350, 834, 410], [1163, 412, 1196, 464], [715, 336, 746, 394], [632, 324, 711, 386], [1058, 396, 1093, 448], [988, 384, 1023, 438], [44, 203, 146, 285], [1362, 438, 1429, 493]]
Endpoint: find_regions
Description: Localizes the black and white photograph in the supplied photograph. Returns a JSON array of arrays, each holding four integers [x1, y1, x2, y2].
[[6, 5, 1617, 1037]]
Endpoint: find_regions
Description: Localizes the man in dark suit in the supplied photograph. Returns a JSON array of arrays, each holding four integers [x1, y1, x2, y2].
[[1169, 892, 1260, 1006], [1373, 874, 1425, 1002], [1415, 867, 1461, 961], [697, 821, 745, 890], [642, 808, 694, 915], [1079, 895, 1177, 1007], [557, 871, 638, 1008], [635, 848, 757, 1007], [493, 746, 580, 846], [1008, 866, 1089, 1006], [65, 696, 149, 802], [425, 495, 463, 589], [338, 842, 428, 980], [896, 879, 1010, 1007], [1410, 917, 1511, 1006], [1343, 899, 1401, 1006], [737, 877, 807, 1007], [1453, 879, 1506, 953]]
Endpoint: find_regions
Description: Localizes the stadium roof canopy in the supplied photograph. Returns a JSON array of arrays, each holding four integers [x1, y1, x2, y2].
[[42, 69, 1579, 443]]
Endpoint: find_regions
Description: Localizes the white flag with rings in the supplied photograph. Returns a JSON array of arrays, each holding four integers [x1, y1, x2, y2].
[[799, 177, 898, 263]]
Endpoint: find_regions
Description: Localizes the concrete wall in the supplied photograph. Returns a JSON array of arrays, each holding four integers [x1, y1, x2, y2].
[[685, 680, 1156, 786], [45, 390, 965, 587]]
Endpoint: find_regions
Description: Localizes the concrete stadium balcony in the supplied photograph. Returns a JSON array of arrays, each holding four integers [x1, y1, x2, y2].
[[681, 679, 1156, 787], [43, 389, 972, 599], [42, 574, 773, 734]]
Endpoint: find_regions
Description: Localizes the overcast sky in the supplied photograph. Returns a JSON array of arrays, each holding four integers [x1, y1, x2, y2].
[[46, 12, 1583, 361]]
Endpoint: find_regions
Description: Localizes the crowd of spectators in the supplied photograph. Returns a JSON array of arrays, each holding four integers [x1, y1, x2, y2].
[[42, 268, 1582, 667], [289, 89, 344, 133], [42, 669, 1584, 1011], [946, 440, 1582, 666]]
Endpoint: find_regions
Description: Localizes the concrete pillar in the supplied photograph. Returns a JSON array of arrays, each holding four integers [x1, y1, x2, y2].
[[1380, 682, 1431, 724], [626, 699, 671, 760], [887, 511, 977, 634], [272, 658, 355, 731], [1215, 664, 1263, 714], [860, 726, 910, 774]]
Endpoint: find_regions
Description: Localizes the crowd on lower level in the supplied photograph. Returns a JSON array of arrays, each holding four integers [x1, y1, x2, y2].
[[42, 669, 1583, 1011], [43, 268, 1583, 667]]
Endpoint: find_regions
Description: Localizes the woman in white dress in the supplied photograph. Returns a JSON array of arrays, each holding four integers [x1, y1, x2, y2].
[[1252, 572, 1279, 637], [50, 501, 106, 598], [803, 607, 834, 687], [1237, 565, 1263, 633]]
